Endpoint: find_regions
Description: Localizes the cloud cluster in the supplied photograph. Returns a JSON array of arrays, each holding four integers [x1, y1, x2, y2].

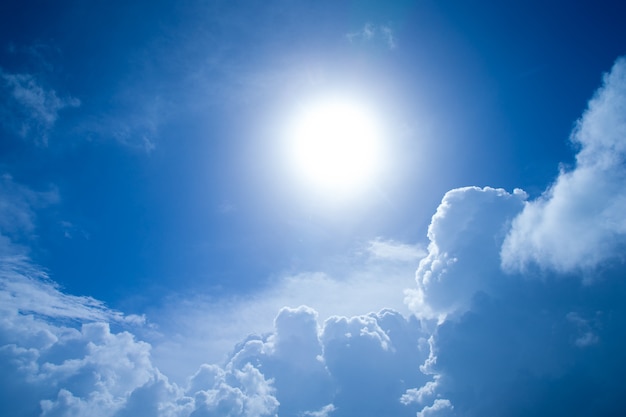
[[403, 57, 626, 416], [0, 175, 428, 416], [230, 306, 429, 417], [1, 263, 433, 417], [0, 253, 283, 417], [0, 174, 281, 416]]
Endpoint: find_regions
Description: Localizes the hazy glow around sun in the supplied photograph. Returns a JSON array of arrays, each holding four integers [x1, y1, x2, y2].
[[286, 96, 385, 195]]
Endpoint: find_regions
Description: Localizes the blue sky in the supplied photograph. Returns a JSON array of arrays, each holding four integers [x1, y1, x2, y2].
[[2, 1, 626, 416]]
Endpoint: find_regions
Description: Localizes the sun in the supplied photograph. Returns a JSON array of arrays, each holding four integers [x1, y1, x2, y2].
[[286, 96, 384, 195]]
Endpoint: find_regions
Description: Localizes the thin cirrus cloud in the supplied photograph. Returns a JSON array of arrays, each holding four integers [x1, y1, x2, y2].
[[0, 69, 80, 145], [1, 44, 160, 152], [346, 24, 397, 49], [3, 57, 626, 416], [367, 238, 426, 263]]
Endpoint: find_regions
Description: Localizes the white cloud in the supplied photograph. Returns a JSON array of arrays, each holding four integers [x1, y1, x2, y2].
[[303, 403, 336, 417], [380, 25, 397, 49], [400, 379, 438, 405], [0, 175, 144, 327], [149, 260, 418, 383], [82, 97, 162, 153], [502, 57, 626, 274], [346, 24, 397, 49], [222, 306, 429, 417], [0, 267, 281, 416], [0, 271, 430, 417], [0, 69, 80, 144], [0, 175, 428, 416], [416, 399, 453, 417], [367, 238, 426, 262], [405, 186, 526, 320], [0, 173, 58, 237], [397, 57, 626, 417]]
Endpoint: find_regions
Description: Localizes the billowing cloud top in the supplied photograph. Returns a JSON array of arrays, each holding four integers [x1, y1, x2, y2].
[[406, 186, 526, 320]]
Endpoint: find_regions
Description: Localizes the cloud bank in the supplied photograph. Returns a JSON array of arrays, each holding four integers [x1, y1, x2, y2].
[[3, 57, 626, 416], [403, 57, 626, 416]]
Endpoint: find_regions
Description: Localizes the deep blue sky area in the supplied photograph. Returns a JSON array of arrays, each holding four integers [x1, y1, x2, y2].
[[1, 0, 625, 308]]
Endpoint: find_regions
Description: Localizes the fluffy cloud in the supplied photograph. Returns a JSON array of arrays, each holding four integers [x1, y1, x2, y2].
[[225, 305, 431, 417], [149, 262, 417, 383], [502, 57, 626, 273], [405, 186, 526, 319], [401, 56, 626, 416], [0, 262, 281, 417], [0, 177, 279, 417], [0, 174, 430, 417], [1, 269, 431, 417]]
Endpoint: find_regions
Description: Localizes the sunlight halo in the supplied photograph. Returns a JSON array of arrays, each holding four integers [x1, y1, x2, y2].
[[285, 95, 385, 196]]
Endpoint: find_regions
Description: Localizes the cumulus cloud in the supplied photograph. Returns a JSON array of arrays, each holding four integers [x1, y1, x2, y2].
[[405, 186, 526, 319], [400, 56, 626, 416], [1, 255, 432, 417], [0, 262, 280, 416], [149, 263, 417, 383], [0, 174, 427, 416], [502, 57, 626, 273], [0, 275, 433, 417], [224, 306, 429, 417], [0, 69, 80, 144]]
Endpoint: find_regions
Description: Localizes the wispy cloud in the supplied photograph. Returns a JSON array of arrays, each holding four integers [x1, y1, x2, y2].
[[81, 95, 163, 154], [0, 256, 143, 325], [0, 174, 277, 417], [0, 175, 137, 325], [347, 23, 397, 49], [367, 238, 425, 262], [0, 69, 80, 145], [0, 173, 58, 238], [502, 57, 626, 274]]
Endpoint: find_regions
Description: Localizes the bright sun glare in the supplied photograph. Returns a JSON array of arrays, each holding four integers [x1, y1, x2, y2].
[[287, 96, 384, 195]]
